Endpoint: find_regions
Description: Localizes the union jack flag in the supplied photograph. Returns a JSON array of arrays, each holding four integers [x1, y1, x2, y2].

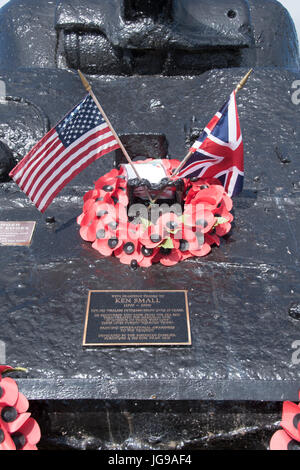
[[178, 91, 244, 197]]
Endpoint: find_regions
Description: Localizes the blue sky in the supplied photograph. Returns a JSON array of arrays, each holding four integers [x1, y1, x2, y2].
[[0, 0, 299, 45]]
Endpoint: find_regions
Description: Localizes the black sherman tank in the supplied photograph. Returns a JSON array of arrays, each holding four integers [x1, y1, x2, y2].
[[0, 0, 300, 450]]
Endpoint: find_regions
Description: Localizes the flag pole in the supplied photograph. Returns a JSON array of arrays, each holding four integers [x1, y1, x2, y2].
[[235, 68, 253, 93], [78, 70, 154, 203], [172, 68, 253, 178]]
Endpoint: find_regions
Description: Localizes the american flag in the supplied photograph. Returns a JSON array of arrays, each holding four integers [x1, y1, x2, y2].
[[178, 91, 244, 197], [9, 95, 120, 213]]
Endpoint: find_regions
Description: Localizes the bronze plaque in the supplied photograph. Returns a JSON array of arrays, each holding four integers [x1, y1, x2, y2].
[[0, 221, 36, 246], [83, 290, 191, 347]]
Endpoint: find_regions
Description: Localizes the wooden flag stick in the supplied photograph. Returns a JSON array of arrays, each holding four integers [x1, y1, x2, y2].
[[172, 68, 253, 179], [78, 70, 154, 203], [172, 150, 193, 178]]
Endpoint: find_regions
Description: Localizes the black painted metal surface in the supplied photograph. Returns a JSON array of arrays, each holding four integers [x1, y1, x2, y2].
[[0, 0, 299, 73], [0, 67, 299, 402], [29, 399, 282, 450], [0, 0, 300, 449]]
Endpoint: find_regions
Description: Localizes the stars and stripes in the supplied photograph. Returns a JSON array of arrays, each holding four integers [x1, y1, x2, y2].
[[178, 91, 244, 197], [9, 95, 120, 213]]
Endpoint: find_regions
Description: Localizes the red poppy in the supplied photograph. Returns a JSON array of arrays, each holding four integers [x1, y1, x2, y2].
[[270, 429, 300, 450], [78, 192, 114, 233], [95, 202, 118, 229], [213, 211, 232, 237], [0, 376, 19, 407], [83, 188, 101, 204], [280, 400, 300, 442], [78, 211, 95, 229], [92, 223, 123, 256], [76, 212, 85, 226], [0, 367, 41, 451], [112, 191, 129, 208], [96, 199, 128, 227], [83, 191, 113, 215], [158, 247, 182, 266], [114, 239, 143, 265], [185, 236, 211, 260], [141, 212, 182, 246], [79, 195, 127, 243], [0, 392, 31, 436], [270, 391, 300, 451], [192, 184, 224, 208], [222, 193, 233, 212], [184, 203, 215, 234], [184, 186, 198, 205], [10, 417, 41, 451], [82, 198, 95, 215], [111, 183, 129, 207], [212, 199, 233, 221], [112, 220, 160, 267], [94, 169, 127, 196], [94, 168, 120, 187], [185, 179, 222, 203], [215, 221, 232, 237], [153, 235, 182, 267], [138, 246, 160, 267], [138, 213, 183, 266], [156, 212, 183, 237], [79, 218, 98, 242], [189, 241, 212, 257], [176, 226, 201, 251], [203, 197, 234, 237], [205, 233, 220, 247], [140, 225, 165, 249], [0, 428, 15, 450], [119, 221, 145, 242], [117, 202, 131, 224], [163, 158, 180, 173], [178, 250, 193, 262]]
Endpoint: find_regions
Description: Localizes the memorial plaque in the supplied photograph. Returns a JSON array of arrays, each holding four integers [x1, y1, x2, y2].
[[83, 290, 191, 347], [0, 221, 36, 246]]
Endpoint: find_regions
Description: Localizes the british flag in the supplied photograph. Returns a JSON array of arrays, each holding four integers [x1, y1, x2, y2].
[[178, 91, 244, 197]]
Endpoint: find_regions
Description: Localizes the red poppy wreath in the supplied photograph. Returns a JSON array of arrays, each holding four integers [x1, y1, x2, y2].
[[77, 159, 234, 268]]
